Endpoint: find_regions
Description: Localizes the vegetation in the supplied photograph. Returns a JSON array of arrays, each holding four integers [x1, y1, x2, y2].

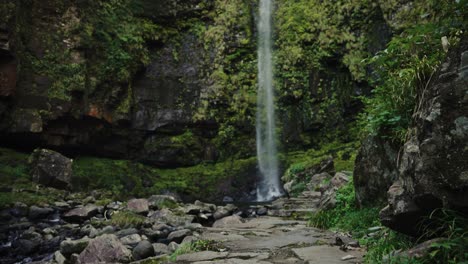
[[73, 154, 256, 201], [109, 210, 146, 228], [170, 240, 223, 261]]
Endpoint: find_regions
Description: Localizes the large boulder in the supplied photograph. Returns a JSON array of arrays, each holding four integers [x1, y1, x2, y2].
[[354, 135, 399, 207], [63, 204, 99, 223], [127, 199, 149, 215], [29, 149, 73, 190], [212, 215, 243, 228], [78, 234, 132, 263], [132, 240, 155, 260], [380, 38, 468, 235]]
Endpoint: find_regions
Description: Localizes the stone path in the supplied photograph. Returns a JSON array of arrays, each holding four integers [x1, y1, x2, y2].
[[173, 217, 365, 264]]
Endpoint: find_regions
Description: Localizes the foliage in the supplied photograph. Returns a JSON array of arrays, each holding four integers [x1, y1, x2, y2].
[[79, 0, 158, 85], [109, 210, 146, 228], [193, 0, 258, 158], [416, 209, 468, 263], [309, 178, 380, 233], [283, 140, 359, 185], [363, 229, 415, 263], [359, 0, 467, 142], [0, 0, 15, 26], [73, 154, 257, 201]]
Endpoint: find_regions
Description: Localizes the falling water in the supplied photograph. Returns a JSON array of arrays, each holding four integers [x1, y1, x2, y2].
[[256, 0, 282, 201]]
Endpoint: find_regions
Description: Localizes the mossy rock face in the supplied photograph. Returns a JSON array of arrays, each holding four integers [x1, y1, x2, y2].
[[142, 132, 205, 167]]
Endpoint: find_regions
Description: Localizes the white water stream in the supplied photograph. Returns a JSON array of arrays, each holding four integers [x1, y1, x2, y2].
[[256, 0, 282, 201]]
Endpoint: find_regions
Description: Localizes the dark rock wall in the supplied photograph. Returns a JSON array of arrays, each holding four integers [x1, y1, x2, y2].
[[0, 0, 221, 167], [354, 135, 399, 207], [378, 37, 468, 235]]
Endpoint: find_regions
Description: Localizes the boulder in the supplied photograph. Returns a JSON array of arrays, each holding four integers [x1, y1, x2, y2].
[[11, 202, 28, 217], [121, 234, 142, 247], [78, 234, 132, 263], [380, 38, 468, 235], [153, 243, 170, 256], [184, 200, 216, 215], [167, 229, 191, 243], [28, 205, 54, 220], [60, 237, 90, 257], [29, 149, 73, 190], [307, 172, 331, 192], [330, 172, 350, 188], [354, 135, 399, 207], [127, 199, 149, 214], [132, 240, 155, 260], [13, 239, 40, 255], [213, 215, 242, 228], [63, 204, 99, 223], [148, 208, 194, 226]]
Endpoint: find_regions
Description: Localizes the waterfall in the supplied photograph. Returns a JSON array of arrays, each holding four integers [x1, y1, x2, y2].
[[256, 0, 282, 201]]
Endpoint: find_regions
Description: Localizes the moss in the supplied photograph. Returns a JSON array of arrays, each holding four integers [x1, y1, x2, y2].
[[72, 153, 257, 201]]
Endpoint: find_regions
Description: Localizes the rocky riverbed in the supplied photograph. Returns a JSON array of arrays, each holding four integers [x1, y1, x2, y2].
[[0, 190, 366, 264]]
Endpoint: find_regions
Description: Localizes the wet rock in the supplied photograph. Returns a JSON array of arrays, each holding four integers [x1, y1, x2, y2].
[[167, 229, 191, 243], [78, 234, 131, 263], [63, 204, 99, 223], [132, 240, 154, 260], [256, 207, 268, 216], [11, 202, 28, 217], [29, 149, 72, 190], [29, 205, 54, 220], [213, 215, 242, 228], [0, 210, 12, 221], [60, 237, 90, 257], [223, 196, 234, 203], [127, 199, 149, 215], [152, 243, 170, 256], [13, 239, 40, 255], [121, 234, 142, 247]]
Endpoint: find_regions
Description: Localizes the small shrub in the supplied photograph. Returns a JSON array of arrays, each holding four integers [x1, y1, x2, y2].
[[110, 211, 145, 228]]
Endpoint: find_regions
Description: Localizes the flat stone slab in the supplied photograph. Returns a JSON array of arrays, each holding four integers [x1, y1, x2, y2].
[[176, 251, 229, 262], [292, 246, 364, 264], [194, 259, 272, 264]]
